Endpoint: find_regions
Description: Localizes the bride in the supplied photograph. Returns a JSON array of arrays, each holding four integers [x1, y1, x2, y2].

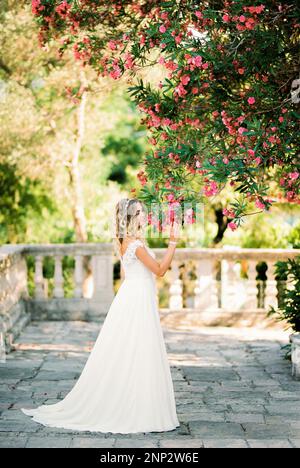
[[21, 197, 181, 434]]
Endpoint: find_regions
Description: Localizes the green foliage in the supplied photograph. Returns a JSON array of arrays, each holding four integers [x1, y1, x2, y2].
[[32, 0, 300, 227], [0, 3, 150, 244], [0, 162, 55, 243], [288, 222, 300, 249], [102, 134, 144, 184], [268, 257, 300, 332]]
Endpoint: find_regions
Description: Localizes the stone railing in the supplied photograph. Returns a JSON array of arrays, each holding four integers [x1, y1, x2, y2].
[[22, 243, 114, 321], [0, 245, 30, 353], [152, 246, 300, 327], [0, 243, 299, 354]]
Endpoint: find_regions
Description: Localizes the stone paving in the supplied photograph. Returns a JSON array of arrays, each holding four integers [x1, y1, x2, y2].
[[0, 318, 300, 448]]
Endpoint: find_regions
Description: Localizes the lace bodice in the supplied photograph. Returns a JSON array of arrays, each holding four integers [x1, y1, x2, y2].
[[120, 239, 156, 281]]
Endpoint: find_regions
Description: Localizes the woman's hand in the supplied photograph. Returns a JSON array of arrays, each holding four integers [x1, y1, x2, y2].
[[170, 221, 180, 243], [135, 220, 180, 277]]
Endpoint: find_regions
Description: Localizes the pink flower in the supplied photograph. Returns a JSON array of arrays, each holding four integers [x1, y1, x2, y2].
[[238, 68, 245, 74], [245, 21, 255, 30], [108, 40, 117, 50], [255, 199, 265, 210], [109, 67, 122, 80], [124, 53, 134, 70], [195, 11, 203, 19], [255, 5, 265, 14], [247, 149, 255, 157], [174, 83, 187, 97], [238, 127, 247, 135], [55, 1, 71, 18], [239, 15, 246, 22], [202, 62, 209, 69], [255, 157, 262, 165], [223, 157, 229, 164], [159, 25, 167, 33], [280, 178, 285, 187], [222, 14, 230, 22], [247, 96, 256, 105], [193, 55, 203, 67], [228, 222, 238, 231], [286, 191, 295, 201], [278, 116, 284, 123], [289, 172, 299, 180], [184, 208, 195, 225], [181, 74, 191, 85], [223, 208, 235, 217], [32, 0, 45, 14], [203, 181, 218, 197]]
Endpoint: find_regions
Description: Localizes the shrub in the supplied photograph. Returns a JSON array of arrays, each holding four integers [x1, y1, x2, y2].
[[268, 257, 300, 332]]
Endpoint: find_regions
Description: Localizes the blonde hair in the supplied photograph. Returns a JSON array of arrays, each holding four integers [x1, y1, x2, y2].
[[114, 198, 147, 256]]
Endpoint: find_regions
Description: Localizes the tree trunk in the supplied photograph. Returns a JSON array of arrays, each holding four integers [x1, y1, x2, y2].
[[68, 70, 88, 243], [66, 70, 93, 296], [212, 204, 230, 246]]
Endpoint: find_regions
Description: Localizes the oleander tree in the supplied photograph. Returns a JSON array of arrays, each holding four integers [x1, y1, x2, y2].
[[31, 0, 300, 230]]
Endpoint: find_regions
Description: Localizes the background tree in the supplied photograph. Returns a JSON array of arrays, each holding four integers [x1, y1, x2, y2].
[[0, 1, 147, 244], [31, 0, 300, 230]]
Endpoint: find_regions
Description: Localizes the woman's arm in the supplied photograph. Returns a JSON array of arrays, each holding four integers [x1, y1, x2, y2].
[[135, 222, 180, 277]]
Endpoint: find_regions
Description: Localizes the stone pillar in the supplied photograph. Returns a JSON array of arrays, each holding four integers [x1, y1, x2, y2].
[[90, 249, 114, 316], [169, 261, 183, 310], [74, 255, 83, 298], [53, 255, 64, 298], [265, 261, 278, 310], [245, 260, 258, 310], [34, 255, 45, 299], [290, 334, 300, 380], [194, 259, 218, 310], [221, 259, 239, 310]]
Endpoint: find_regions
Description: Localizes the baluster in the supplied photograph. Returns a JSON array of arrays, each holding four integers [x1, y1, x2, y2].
[[74, 255, 83, 298], [221, 259, 238, 310], [264, 261, 278, 309], [245, 260, 258, 309], [169, 261, 183, 310], [53, 255, 64, 298], [34, 255, 44, 298], [194, 259, 218, 310], [91, 254, 114, 302]]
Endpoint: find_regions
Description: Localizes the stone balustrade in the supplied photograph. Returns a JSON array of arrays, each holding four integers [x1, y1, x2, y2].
[[152, 246, 300, 326], [0, 245, 30, 353], [0, 243, 299, 354], [22, 243, 114, 321]]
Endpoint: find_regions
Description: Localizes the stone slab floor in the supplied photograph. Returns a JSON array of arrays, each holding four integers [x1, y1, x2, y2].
[[0, 318, 300, 448]]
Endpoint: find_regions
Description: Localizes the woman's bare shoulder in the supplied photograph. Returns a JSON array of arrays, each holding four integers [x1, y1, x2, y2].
[[121, 237, 145, 256]]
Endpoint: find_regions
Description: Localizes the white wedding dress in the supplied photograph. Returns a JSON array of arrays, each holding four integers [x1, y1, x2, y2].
[[21, 239, 180, 434]]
